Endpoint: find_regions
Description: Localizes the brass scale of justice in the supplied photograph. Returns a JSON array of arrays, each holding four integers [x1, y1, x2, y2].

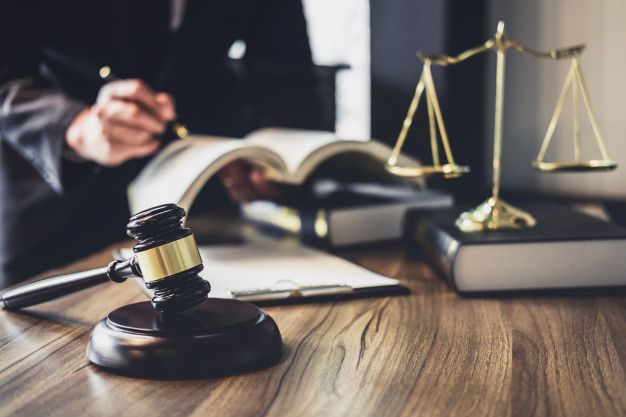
[[385, 21, 617, 232]]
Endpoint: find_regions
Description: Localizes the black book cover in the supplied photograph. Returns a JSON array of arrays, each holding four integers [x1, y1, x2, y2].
[[251, 191, 414, 246], [246, 183, 451, 247], [421, 202, 626, 245], [407, 202, 626, 291]]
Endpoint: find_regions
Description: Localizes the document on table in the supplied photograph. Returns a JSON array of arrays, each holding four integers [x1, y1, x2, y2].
[[119, 240, 404, 303]]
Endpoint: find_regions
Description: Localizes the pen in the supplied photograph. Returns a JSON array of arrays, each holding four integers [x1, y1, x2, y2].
[[43, 48, 189, 141], [98, 65, 189, 141]]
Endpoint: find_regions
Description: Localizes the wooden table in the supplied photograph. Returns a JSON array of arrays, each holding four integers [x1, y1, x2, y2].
[[1, 240, 626, 417]]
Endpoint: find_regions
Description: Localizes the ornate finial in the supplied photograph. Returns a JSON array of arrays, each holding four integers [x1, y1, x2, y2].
[[496, 20, 505, 36]]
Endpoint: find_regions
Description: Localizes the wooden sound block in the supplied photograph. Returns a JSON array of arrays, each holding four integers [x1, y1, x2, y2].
[[87, 299, 282, 378]]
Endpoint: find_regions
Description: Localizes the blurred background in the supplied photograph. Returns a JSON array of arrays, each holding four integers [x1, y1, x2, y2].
[[302, 0, 625, 203]]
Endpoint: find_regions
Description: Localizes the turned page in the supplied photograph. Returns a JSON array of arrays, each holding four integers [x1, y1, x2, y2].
[[128, 128, 415, 214], [128, 136, 285, 213], [245, 128, 407, 183], [244, 128, 344, 175]]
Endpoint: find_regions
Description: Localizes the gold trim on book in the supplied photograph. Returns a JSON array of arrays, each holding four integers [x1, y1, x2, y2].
[[135, 235, 202, 282], [314, 210, 328, 238], [250, 206, 302, 234]]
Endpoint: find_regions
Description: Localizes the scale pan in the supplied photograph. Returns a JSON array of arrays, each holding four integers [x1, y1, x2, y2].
[[532, 160, 617, 172], [385, 163, 470, 179]]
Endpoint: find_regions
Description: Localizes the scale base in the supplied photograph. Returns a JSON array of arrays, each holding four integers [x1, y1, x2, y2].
[[455, 197, 536, 232], [87, 299, 282, 378]]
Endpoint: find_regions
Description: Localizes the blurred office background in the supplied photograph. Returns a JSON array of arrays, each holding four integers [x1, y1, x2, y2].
[[303, 0, 624, 202], [302, 0, 370, 141], [488, 0, 626, 200]]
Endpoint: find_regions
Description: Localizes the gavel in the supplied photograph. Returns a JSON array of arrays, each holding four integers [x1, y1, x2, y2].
[[1, 204, 211, 312], [1, 203, 282, 377]]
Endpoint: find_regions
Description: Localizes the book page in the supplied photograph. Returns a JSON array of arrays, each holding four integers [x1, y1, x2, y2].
[[245, 128, 418, 183], [127, 135, 285, 213], [245, 128, 339, 174], [199, 240, 398, 296], [128, 128, 421, 214]]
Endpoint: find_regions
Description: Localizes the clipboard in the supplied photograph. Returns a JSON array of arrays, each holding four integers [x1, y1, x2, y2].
[[115, 240, 408, 304]]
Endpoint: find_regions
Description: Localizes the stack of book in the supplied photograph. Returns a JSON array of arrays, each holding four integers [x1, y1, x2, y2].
[[406, 203, 626, 292], [242, 181, 453, 247]]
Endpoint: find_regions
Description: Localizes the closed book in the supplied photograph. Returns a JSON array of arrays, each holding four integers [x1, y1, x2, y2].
[[408, 203, 626, 292], [243, 184, 453, 247]]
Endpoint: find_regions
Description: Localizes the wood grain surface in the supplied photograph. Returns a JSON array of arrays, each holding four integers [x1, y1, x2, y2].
[[1, 240, 626, 417]]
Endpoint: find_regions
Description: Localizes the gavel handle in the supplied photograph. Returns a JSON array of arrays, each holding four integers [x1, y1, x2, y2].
[[1, 259, 135, 310]]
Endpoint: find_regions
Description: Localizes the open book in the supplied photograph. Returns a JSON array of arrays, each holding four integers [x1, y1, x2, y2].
[[128, 128, 420, 213]]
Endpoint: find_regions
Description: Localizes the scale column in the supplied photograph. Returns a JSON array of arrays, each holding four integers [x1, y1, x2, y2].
[[491, 23, 506, 205], [455, 21, 536, 232]]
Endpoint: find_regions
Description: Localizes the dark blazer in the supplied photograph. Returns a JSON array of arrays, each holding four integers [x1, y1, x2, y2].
[[0, 0, 319, 286]]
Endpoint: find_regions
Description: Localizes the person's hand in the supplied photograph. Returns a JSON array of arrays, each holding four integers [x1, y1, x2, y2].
[[219, 161, 282, 203], [65, 79, 175, 166]]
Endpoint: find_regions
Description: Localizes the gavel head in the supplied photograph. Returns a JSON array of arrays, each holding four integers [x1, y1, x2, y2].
[[126, 204, 210, 313]]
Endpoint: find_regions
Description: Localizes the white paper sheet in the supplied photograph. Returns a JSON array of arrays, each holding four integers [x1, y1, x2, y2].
[[121, 240, 399, 302]]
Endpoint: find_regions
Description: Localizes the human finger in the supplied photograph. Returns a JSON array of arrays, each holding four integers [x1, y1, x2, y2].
[[220, 162, 256, 202], [96, 100, 166, 134], [103, 140, 160, 166], [103, 123, 158, 146], [155, 93, 176, 120], [98, 79, 172, 121], [249, 168, 282, 200]]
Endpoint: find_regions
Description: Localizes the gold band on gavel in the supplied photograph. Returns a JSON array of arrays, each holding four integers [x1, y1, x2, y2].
[[135, 235, 202, 282]]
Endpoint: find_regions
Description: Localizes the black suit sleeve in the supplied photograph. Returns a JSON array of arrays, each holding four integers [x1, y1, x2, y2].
[[242, 0, 323, 130], [0, 0, 87, 193], [244, 0, 313, 66]]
